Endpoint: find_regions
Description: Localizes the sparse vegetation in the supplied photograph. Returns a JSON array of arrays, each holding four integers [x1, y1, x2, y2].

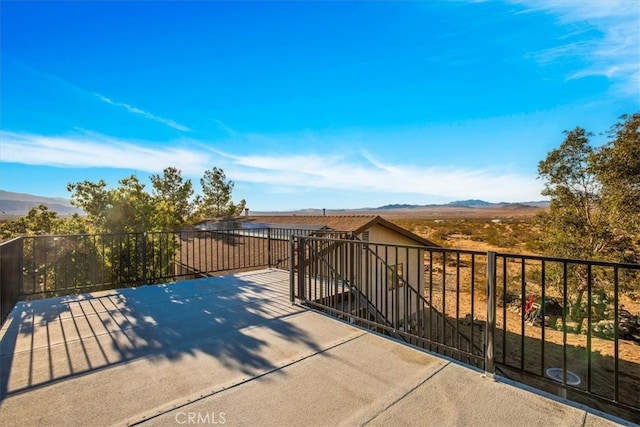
[[392, 217, 542, 252], [387, 114, 640, 421]]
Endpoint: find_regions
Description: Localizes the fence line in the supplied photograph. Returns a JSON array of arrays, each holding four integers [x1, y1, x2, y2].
[[0, 228, 317, 307], [1, 230, 638, 421], [290, 236, 640, 421]]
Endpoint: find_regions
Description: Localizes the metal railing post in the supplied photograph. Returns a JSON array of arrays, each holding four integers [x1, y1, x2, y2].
[[297, 238, 305, 302], [289, 235, 295, 304], [267, 228, 272, 268], [349, 239, 355, 287], [18, 236, 24, 299], [142, 232, 148, 286], [485, 251, 497, 379]]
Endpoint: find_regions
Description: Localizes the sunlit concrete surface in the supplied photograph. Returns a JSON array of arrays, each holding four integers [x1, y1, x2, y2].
[[0, 269, 627, 426]]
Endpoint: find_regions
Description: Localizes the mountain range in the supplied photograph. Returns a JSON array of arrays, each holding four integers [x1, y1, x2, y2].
[[375, 199, 549, 210], [0, 190, 81, 217], [0, 190, 549, 219]]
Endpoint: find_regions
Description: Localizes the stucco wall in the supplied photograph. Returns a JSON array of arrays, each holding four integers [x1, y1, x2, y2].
[[357, 224, 425, 328]]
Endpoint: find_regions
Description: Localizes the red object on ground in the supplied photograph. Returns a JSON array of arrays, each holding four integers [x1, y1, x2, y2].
[[525, 295, 537, 313]]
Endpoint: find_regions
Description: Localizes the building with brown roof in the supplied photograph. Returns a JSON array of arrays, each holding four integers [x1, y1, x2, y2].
[[189, 215, 438, 328], [195, 214, 436, 247]]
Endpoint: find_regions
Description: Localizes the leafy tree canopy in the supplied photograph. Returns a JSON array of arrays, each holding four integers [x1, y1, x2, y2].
[[536, 113, 639, 263], [1, 166, 246, 239], [66, 166, 245, 233], [0, 205, 87, 240], [67, 174, 153, 233], [195, 167, 246, 218], [596, 113, 640, 237], [150, 166, 195, 230]]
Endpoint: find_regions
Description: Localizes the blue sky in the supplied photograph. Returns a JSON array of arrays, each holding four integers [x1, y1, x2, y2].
[[1, 1, 639, 210]]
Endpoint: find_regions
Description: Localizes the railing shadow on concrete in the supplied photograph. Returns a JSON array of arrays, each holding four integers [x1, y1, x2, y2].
[[0, 228, 323, 407], [0, 271, 322, 407]]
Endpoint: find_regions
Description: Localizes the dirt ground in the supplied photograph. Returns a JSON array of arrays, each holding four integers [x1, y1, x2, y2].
[[419, 232, 640, 421], [371, 206, 638, 420], [323, 207, 638, 418], [429, 232, 640, 315], [419, 276, 639, 418]]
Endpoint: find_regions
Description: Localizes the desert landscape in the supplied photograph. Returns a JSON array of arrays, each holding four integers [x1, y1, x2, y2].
[[375, 206, 640, 420], [2, 195, 639, 420]]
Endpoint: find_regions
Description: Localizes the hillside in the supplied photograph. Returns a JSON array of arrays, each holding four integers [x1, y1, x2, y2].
[[376, 199, 548, 210], [1, 190, 548, 220], [0, 190, 81, 217], [255, 200, 549, 219]]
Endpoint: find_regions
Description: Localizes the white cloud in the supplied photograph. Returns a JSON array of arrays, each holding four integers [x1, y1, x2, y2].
[[95, 94, 191, 132], [218, 151, 543, 202], [1, 130, 544, 203], [0, 131, 209, 175], [512, 0, 640, 96]]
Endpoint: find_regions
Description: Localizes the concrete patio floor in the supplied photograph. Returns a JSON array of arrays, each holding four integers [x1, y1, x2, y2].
[[0, 269, 630, 426]]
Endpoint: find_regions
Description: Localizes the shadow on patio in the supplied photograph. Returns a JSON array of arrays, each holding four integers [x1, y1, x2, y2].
[[0, 269, 321, 401]]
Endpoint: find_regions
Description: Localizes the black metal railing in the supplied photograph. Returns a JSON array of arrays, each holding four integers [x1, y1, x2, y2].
[[0, 238, 23, 327], [289, 236, 640, 422], [1, 228, 638, 421], [292, 236, 486, 366], [0, 228, 315, 312], [491, 252, 640, 420]]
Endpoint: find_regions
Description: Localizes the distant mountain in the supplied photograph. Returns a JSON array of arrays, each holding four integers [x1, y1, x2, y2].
[[375, 203, 422, 210], [446, 199, 492, 207], [518, 201, 550, 208], [1, 190, 549, 219], [374, 200, 549, 210], [0, 190, 81, 217]]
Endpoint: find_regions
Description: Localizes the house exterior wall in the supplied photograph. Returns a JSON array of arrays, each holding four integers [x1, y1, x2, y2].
[[357, 224, 425, 329]]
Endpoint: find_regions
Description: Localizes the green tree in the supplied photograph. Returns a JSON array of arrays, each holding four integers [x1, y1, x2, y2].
[[196, 167, 246, 218], [595, 113, 640, 242], [0, 205, 88, 240], [107, 175, 153, 233], [68, 174, 153, 233], [0, 205, 59, 239], [66, 179, 111, 231], [536, 127, 614, 259], [0, 206, 93, 295], [66, 174, 162, 287], [63, 167, 245, 287], [537, 115, 639, 262], [6, 166, 246, 291], [536, 114, 639, 322], [64, 167, 243, 231], [150, 167, 194, 230], [55, 213, 90, 235]]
